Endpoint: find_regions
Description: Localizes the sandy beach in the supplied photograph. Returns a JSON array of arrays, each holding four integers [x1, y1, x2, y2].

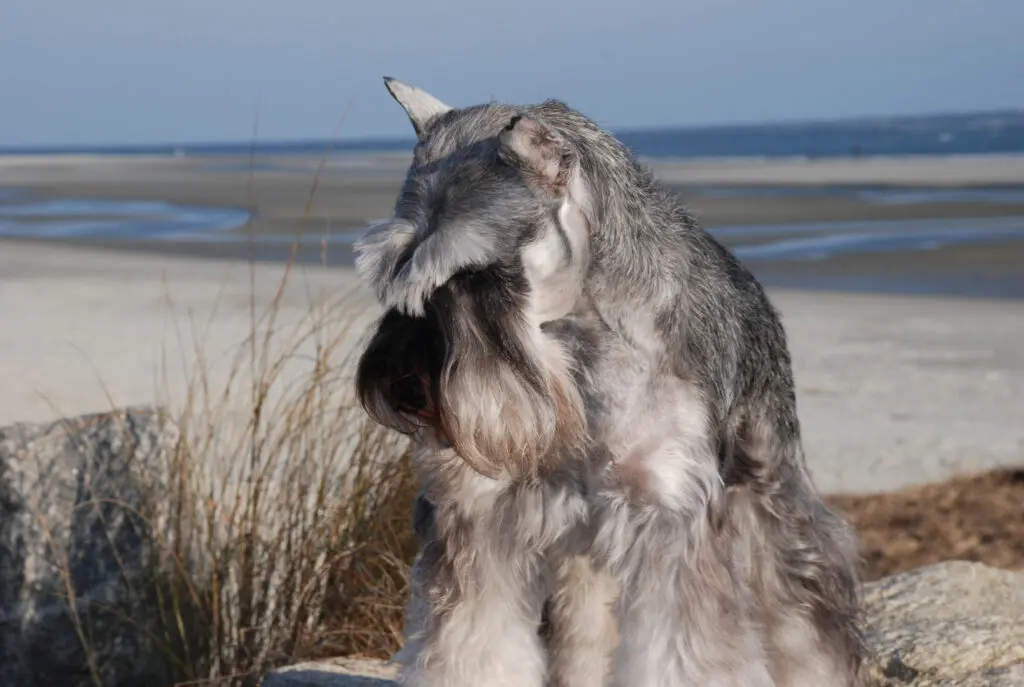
[[1, 153, 1022, 494]]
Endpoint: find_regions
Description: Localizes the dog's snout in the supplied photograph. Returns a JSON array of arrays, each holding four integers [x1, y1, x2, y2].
[[389, 373, 436, 421], [388, 371, 452, 447]]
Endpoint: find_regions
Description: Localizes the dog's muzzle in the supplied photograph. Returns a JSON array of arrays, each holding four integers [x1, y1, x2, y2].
[[389, 373, 450, 446]]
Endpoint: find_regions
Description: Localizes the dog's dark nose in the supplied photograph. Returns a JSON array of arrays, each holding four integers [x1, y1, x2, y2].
[[391, 374, 426, 410], [389, 373, 437, 421]]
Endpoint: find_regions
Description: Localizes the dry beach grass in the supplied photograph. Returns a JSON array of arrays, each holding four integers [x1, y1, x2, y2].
[[55, 265, 417, 686], [829, 467, 1024, 582], [121, 197, 428, 682]]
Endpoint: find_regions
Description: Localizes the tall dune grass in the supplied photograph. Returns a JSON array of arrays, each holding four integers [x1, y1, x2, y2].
[[138, 259, 418, 686], [31, 256, 418, 687], [142, 108, 420, 684]]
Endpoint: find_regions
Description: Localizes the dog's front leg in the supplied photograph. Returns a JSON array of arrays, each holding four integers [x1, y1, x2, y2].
[[545, 554, 619, 687], [594, 496, 776, 687], [587, 433, 777, 687], [396, 516, 548, 687]]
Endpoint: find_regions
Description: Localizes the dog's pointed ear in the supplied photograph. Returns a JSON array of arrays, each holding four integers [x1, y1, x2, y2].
[[498, 114, 572, 196], [384, 77, 453, 137]]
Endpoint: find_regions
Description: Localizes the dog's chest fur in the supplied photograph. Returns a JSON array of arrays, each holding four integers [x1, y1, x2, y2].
[[550, 312, 721, 513]]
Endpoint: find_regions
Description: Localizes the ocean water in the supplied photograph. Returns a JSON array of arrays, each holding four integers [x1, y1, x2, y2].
[[2, 110, 1023, 160], [617, 111, 1024, 159], [719, 216, 1024, 261], [0, 196, 249, 240], [689, 186, 1024, 205]]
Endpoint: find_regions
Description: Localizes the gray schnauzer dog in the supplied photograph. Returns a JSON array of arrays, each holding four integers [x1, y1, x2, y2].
[[354, 77, 865, 687]]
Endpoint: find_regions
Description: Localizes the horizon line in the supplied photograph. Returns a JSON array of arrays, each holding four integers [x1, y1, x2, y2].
[[2, 106, 1022, 154]]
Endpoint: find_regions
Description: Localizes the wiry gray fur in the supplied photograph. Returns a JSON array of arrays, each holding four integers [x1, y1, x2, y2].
[[355, 78, 865, 687]]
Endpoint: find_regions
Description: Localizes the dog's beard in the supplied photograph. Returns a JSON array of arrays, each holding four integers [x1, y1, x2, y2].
[[356, 265, 587, 479]]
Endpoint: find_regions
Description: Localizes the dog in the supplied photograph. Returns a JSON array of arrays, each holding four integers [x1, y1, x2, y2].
[[354, 77, 865, 687]]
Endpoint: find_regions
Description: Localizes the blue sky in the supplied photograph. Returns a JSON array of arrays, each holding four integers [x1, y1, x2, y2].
[[1, 0, 1022, 146]]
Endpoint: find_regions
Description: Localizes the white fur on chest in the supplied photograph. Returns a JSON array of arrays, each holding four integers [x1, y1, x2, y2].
[[591, 346, 719, 513]]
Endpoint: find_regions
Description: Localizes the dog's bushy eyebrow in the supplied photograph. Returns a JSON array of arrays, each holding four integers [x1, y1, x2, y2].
[[354, 212, 513, 316], [356, 166, 540, 315], [353, 217, 418, 303]]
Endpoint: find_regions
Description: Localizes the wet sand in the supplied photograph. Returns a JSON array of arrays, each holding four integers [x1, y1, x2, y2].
[[1, 153, 1022, 492], [3, 153, 1024, 298], [5, 153, 1024, 232]]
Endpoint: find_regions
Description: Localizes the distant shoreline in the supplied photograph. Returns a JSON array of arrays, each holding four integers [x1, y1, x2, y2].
[[2, 108, 1022, 160], [4, 151, 1024, 187]]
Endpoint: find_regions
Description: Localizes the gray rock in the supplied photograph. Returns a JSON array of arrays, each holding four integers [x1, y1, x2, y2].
[[263, 658, 397, 687], [0, 407, 179, 687], [863, 561, 1024, 686], [263, 561, 1024, 687]]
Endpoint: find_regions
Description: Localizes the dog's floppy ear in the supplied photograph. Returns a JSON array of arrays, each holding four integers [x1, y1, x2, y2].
[[498, 114, 572, 197], [384, 77, 453, 137]]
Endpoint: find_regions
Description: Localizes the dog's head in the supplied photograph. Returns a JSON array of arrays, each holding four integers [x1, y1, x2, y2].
[[354, 78, 592, 478]]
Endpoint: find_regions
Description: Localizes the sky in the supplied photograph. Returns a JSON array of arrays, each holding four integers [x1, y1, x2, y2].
[[1, 0, 1022, 146]]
